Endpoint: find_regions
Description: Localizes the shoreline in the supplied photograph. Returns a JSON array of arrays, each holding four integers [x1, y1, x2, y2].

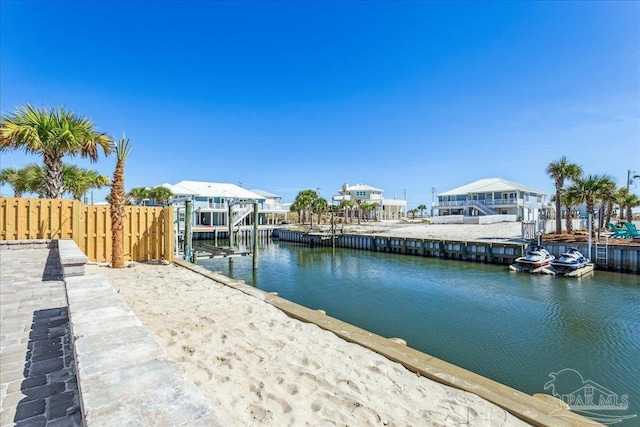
[[85, 252, 592, 426]]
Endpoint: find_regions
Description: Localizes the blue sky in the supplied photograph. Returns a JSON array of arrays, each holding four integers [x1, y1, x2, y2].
[[1, 1, 639, 207]]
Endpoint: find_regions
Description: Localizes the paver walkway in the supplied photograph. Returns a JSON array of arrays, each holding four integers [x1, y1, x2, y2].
[[1, 245, 82, 426]]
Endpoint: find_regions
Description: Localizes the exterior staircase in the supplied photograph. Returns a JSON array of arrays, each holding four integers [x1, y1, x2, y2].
[[232, 205, 253, 227], [468, 200, 497, 215]]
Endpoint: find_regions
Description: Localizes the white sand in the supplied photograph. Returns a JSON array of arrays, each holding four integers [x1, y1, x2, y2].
[[86, 237, 530, 427]]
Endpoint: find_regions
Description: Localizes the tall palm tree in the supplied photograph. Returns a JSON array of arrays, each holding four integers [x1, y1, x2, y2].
[[566, 174, 614, 237], [559, 190, 579, 234], [110, 136, 132, 269], [623, 193, 640, 222], [597, 179, 617, 229], [615, 188, 629, 222], [312, 197, 329, 225], [546, 157, 583, 234], [0, 104, 114, 199], [417, 204, 427, 218]]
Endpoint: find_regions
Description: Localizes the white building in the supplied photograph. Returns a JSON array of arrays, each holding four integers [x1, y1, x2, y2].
[[163, 180, 289, 228], [432, 178, 550, 222], [333, 183, 406, 220]]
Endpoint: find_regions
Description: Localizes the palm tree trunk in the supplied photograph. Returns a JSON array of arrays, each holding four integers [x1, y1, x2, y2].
[[605, 202, 613, 228], [44, 152, 64, 199], [110, 161, 126, 268], [554, 186, 562, 234], [564, 204, 573, 234]]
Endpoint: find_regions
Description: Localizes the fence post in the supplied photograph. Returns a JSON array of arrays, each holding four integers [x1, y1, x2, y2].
[[71, 200, 82, 245], [164, 206, 174, 262]]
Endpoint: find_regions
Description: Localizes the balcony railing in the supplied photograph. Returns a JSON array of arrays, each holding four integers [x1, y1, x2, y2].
[[434, 199, 523, 208]]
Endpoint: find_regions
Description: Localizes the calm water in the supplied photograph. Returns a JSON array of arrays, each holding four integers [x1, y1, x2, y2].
[[198, 239, 640, 424]]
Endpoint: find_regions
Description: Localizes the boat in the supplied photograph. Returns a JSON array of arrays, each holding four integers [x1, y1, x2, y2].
[[550, 247, 590, 273], [514, 243, 555, 268]]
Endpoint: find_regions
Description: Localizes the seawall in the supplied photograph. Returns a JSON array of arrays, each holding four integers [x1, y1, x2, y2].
[[274, 230, 640, 274]]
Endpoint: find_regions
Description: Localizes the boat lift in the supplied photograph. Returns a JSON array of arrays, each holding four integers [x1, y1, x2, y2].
[[173, 196, 260, 269]]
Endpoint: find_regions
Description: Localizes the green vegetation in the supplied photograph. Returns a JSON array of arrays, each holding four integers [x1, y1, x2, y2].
[[1, 163, 109, 201], [1, 104, 114, 199], [127, 186, 174, 206], [546, 156, 583, 234], [290, 189, 326, 229], [548, 156, 639, 236]]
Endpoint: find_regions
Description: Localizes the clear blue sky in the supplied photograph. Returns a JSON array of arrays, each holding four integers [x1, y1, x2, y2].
[[1, 1, 639, 207]]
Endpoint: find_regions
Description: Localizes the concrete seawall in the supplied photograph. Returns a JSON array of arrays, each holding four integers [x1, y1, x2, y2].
[[274, 230, 640, 274]]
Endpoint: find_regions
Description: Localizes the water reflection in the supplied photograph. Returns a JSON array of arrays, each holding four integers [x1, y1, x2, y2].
[[197, 239, 640, 424]]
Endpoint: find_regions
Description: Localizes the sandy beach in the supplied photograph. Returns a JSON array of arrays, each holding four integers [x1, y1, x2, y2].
[[86, 223, 531, 427]]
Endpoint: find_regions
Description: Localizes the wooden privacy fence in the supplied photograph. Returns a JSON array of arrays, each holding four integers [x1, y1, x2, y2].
[[0, 197, 174, 263]]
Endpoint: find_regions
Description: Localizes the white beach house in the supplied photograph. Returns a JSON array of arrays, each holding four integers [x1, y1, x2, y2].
[[431, 178, 549, 223], [162, 180, 290, 228], [333, 183, 406, 220]]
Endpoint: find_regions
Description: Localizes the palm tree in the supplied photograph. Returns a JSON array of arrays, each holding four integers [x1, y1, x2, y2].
[[338, 199, 354, 224], [0, 104, 114, 199], [128, 187, 150, 205], [110, 136, 132, 269], [566, 174, 614, 237], [149, 186, 173, 206], [290, 189, 319, 226], [311, 197, 329, 225], [1, 163, 46, 198], [62, 165, 110, 201], [0, 167, 29, 197], [623, 193, 640, 222], [546, 157, 583, 234], [559, 190, 578, 234], [355, 199, 363, 225], [22, 163, 47, 197], [417, 204, 427, 218], [597, 178, 617, 230], [615, 188, 629, 222]]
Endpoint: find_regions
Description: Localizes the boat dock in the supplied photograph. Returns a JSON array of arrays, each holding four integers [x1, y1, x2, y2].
[[192, 243, 252, 259], [508, 263, 595, 277]]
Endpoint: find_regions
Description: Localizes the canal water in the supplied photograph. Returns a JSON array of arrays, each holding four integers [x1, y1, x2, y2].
[[197, 239, 640, 424]]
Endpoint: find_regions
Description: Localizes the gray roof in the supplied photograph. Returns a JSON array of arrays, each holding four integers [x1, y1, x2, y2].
[[439, 178, 547, 196]]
